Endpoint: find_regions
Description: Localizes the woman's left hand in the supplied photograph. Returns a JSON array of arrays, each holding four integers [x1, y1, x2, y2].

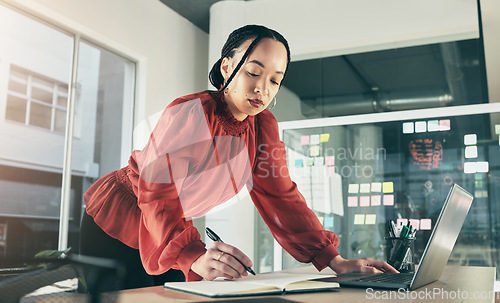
[[328, 255, 399, 275]]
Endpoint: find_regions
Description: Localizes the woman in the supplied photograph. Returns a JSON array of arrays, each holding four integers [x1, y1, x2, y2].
[[80, 24, 397, 290]]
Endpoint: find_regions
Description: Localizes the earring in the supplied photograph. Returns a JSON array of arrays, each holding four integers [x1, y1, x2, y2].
[[269, 97, 277, 109], [223, 80, 228, 94]]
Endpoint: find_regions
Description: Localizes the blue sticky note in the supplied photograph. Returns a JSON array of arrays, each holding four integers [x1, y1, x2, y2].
[[295, 159, 303, 167], [324, 216, 334, 228]]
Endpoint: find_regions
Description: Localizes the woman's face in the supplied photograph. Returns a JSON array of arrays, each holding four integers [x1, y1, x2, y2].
[[221, 38, 288, 121]]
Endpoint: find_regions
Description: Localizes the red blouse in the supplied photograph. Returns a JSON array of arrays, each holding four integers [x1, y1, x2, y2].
[[83, 90, 340, 281]]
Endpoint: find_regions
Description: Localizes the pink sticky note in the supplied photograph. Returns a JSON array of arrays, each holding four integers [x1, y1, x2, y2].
[[359, 196, 370, 207], [300, 136, 310, 145], [325, 155, 335, 166], [439, 119, 450, 131], [347, 196, 358, 207], [383, 194, 394, 206], [409, 219, 420, 230], [371, 195, 381, 206], [420, 219, 432, 230], [397, 218, 408, 228]]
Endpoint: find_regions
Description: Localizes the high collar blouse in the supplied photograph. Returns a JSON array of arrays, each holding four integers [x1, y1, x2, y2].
[[84, 91, 339, 281]]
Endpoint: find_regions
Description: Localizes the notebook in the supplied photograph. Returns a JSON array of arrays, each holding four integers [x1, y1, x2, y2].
[[320, 184, 474, 290], [164, 271, 340, 297]]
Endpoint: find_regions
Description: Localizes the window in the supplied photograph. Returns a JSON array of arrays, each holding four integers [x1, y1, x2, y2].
[[6, 65, 68, 132], [278, 105, 500, 280], [0, 4, 135, 263]]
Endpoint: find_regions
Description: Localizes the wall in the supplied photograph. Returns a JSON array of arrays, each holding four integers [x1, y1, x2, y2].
[[210, 0, 479, 64], [2, 0, 209, 153]]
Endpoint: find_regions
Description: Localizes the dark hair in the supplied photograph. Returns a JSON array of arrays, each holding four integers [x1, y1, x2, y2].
[[209, 24, 291, 91]]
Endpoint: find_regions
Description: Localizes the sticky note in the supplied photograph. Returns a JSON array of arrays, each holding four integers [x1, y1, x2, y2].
[[475, 174, 482, 180], [464, 134, 477, 145], [294, 159, 303, 167], [396, 218, 408, 228], [347, 196, 358, 207], [371, 182, 382, 192], [496, 125, 500, 135], [326, 166, 336, 176], [482, 190, 488, 198], [427, 120, 439, 132], [324, 216, 334, 228], [354, 214, 365, 225], [305, 157, 314, 166], [314, 157, 324, 166], [415, 121, 427, 133], [360, 183, 371, 193], [383, 182, 394, 193], [320, 133, 330, 142], [420, 219, 432, 230], [409, 219, 420, 230], [309, 146, 320, 157], [465, 146, 478, 158], [402, 122, 414, 134], [310, 135, 320, 145], [348, 184, 359, 194], [300, 136, 310, 145], [383, 194, 394, 206], [464, 162, 476, 174], [365, 214, 377, 225], [318, 216, 324, 225], [475, 180, 483, 188], [325, 155, 335, 166], [371, 195, 381, 206], [439, 119, 450, 131], [476, 161, 489, 173], [475, 190, 482, 198], [359, 196, 370, 207]]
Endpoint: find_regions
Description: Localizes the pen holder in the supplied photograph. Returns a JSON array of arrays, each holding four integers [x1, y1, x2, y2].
[[385, 237, 415, 272]]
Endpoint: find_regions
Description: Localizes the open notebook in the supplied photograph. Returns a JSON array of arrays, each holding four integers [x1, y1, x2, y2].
[[163, 271, 339, 297]]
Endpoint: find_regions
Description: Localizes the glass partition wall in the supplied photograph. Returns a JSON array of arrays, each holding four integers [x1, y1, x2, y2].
[[277, 105, 500, 278], [254, 26, 498, 281]]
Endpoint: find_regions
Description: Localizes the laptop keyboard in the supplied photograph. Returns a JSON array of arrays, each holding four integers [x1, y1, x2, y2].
[[351, 272, 415, 284]]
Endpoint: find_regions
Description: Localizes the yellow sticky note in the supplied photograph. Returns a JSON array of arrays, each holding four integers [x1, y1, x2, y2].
[[383, 182, 394, 193], [320, 133, 330, 143], [354, 214, 365, 225], [318, 216, 324, 225], [365, 214, 377, 225], [310, 146, 320, 157]]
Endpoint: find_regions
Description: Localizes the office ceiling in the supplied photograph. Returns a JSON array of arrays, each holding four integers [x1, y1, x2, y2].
[[158, 0, 232, 33], [159, 1, 487, 117]]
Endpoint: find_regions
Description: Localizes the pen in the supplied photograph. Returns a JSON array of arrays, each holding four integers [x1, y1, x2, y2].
[[205, 227, 256, 275], [400, 225, 410, 238], [390, 220, 399, 237]]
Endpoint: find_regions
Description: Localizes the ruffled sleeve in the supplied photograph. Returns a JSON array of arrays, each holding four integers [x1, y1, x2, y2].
[[248, 110, 340, 271], [131, 95, 215, 280]]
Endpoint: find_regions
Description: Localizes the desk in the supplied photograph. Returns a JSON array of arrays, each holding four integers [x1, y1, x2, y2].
[[105, 265, 498, 303]]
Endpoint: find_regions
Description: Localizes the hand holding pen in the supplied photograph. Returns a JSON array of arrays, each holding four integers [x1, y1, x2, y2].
[[190, 227, 255, 281], [206, 227, 256, 276]]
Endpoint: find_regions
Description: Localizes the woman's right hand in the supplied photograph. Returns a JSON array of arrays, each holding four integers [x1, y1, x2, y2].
[[191, 241, 253, 281]]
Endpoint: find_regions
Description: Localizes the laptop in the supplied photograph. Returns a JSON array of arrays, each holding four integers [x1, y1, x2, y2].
[[321, 184, 473, 290]]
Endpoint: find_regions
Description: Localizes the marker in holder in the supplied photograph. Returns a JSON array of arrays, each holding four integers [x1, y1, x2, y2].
[[385, 236, 415, 272]]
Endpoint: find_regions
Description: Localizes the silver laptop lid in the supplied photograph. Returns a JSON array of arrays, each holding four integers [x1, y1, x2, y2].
[[410, 184, 474, 290]]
